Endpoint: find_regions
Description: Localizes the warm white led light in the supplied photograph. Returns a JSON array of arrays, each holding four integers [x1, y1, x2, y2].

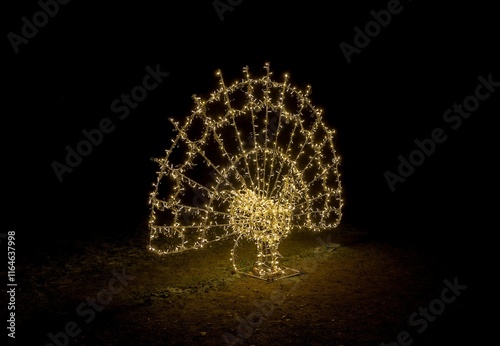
[[148, 63, 343, 281]]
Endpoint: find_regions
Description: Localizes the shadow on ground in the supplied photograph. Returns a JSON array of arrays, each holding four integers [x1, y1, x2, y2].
[[14, 222, 481, 345]]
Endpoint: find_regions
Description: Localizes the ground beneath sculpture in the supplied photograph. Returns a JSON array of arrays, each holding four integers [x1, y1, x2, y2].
[[16, 223, 480, 345]]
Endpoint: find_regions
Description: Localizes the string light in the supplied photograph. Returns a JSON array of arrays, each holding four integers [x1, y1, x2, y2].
[[148, 63, 343, 281]]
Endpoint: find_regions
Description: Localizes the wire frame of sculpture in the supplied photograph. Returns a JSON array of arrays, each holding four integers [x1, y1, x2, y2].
[[148, 63, 343, 281]]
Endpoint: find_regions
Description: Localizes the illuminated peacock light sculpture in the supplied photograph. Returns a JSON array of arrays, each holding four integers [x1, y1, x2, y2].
[[148, 63, 343, 281]]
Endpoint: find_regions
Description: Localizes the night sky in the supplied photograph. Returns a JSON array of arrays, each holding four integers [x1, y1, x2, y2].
[[4, 0, 497, 285]]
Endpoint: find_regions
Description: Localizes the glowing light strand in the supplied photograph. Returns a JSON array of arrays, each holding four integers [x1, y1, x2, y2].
[[148, 63, 343, 281]]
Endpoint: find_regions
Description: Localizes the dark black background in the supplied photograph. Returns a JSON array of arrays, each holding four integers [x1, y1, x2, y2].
[[3, 0, 497, 260]]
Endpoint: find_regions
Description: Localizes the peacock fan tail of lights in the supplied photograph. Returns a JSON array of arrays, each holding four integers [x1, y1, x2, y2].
[[148, 63, 343, 281]]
